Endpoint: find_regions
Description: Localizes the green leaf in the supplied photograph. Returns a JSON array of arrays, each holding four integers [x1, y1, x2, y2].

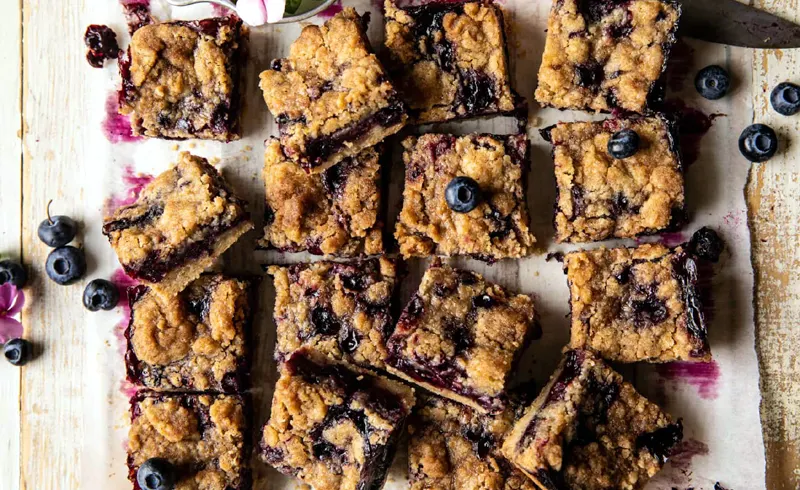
[[285, 0, 303, 14]]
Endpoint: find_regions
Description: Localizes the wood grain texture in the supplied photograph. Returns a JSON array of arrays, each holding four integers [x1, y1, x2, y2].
[[750, 3, 800, 489], [19, 1, 90, 489], [0, 0, 23, 489]]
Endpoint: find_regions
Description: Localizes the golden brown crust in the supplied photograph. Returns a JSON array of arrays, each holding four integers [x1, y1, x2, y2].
[[260, 350, 415, 490], [259, 8, 407, 173], [395, 134, 535, 260], [120, 18, 246, 141], [128, 393, 247, 490], [103, 152, 253, 298], [386, 262, 536, 413], [550, 117, 684, 243], [409, 396, 537, 490], [564, 242, 712, 362], [535, 0, 680, 113], [259, 139, 383, 256], [501, 350, 682, 490], [128, 275, 252, 391], [268, 257, 396, 371], [384, 1, 517, 124]]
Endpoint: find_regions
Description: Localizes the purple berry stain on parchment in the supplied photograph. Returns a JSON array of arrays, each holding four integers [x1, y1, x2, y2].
[[103, 93, 142, 144], [104, 165, 154, 215], [656, 360, 720, 400], [318, 0, 344, 18], [660, 99, 723, 167], [119, 0, 153, 34]]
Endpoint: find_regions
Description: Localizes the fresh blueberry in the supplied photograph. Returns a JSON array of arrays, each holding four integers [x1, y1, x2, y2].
[[0, 260, 28, 288], [607, 129, 640, 159], [83, 279, 120, 311], [38, 201, 78, 248], [4, 339, 32, 366], [45, 246, 86, 285], [136, 458, 176, 490], [695, 65, 730, 100], [739, 124, 778, 162], [770, 82, 800, 116], [445, 177, 482, 213]]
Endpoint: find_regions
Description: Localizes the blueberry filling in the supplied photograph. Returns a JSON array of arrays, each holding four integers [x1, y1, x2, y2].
[[625, 288, 669, 328], [673, 253, 708, 345], [578, 0, 631, 23], [339, 327, 361, 354], [322, 156, 357, 198], [406, 2, 465, 72], [103, 205, 165, 234], [570, 187, 586, 216], [636, 421, 683, 464], [487, 208, 514, 240], [575, 63, 605, 88], [311, 307, 342, 337], [84, 25, 120, 68], [462, 426, 495, 459], [471, 294, 496, 309], [302, 101, 406, 169], [457, 71, 496, 114]]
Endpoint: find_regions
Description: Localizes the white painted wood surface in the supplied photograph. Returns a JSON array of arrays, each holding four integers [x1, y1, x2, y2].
[[0, 0, 798, 489]]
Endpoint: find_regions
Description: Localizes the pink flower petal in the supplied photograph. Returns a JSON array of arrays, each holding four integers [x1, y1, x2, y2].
[[0, 316, 23, 344], [238, 0, 269, 26], [0, 283, 14, 312], [6, 288, 24, 317], [265, 0, 286, 23]]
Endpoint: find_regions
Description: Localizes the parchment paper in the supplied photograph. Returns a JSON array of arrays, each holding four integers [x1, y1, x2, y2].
[[80, 1, 767, 488]]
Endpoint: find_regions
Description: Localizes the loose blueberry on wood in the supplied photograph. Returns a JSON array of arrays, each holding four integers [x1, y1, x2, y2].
[[4, 338, 32, 366], [45, 246, 86, 285], [738, 124, 778, 162], [445, 177, 482, 213], [83, 279, 120, 311], [695, 65, 730, 100], [770, 82, 800, 116], [607, 129, 640, 159], [38, 200, 78, 248], [136, 458, 176, 490], [0, 260, 28, 288]]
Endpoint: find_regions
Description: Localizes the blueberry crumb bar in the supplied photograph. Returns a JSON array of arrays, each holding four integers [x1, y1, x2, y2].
[[119, 17, 247, 141], [386, 260, 537, 413], [260, 349, 415, 490], [103, 152, 253, 298], [501, 349, 683, 490], [259, 8, 407, 173]]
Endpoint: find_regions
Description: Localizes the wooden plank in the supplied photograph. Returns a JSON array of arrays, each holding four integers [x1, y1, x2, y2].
[[0, 0, 23, 489], [749, 2, 800, 489], [19, 0, 88, 488]]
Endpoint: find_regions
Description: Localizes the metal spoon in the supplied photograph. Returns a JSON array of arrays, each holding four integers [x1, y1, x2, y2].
[[165, 0, 337, 24]]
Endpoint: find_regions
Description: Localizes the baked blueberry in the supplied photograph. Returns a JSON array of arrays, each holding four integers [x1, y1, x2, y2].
[[83, 279, 120, 311], [38, 201, 78, 248], [695, 65, 730, 100], [608, 129, 640, 159], [689, 227, 724, 263], [45, 246, 86, 285], [0, 260, 28, 288], [84, 24, 120, 68], [4, 338, 32, 366], [136, 458, 176, 490], [445, 177, 482, 213], [770, 82, 800, 116], [739, 124, 778, 162]]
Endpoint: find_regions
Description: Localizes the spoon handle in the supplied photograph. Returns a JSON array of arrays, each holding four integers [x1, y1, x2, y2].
[[166, 0, 238, 10]]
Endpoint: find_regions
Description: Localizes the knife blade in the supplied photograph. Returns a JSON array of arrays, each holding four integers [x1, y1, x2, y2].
[[680, 0, 800, 49]]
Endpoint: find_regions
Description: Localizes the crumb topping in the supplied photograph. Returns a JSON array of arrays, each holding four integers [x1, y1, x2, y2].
[[260, 138, 383, 256], [120, 18, 245, 141], [550, 117, 684, 242], [128, 275, 251, 391], [128, 393, 246, 490], [535, 0, 680, 113], [395, 133, 535, 260], [268, 257, 396, 371]]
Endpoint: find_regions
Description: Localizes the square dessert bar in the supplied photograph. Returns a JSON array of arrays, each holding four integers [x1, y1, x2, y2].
[[268, 257, 396, 371], [125, 274, 255, 392], [103, 152, 253, 298], [535, 0, 681, 113], [128, 392, 250, 490], [395, 133, 536, 261], [386, 261, 536, 413], [119, 17, 246, 141], [563, 228, 723, 363], [547, 116, 685, 243], [409, 395, 537, 490], [502, 350, 683, 490], [259, 8, 407, 173], [384, 0, 519, 124], [260, 349, 415, 490], [259, 138, 384, 256]]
